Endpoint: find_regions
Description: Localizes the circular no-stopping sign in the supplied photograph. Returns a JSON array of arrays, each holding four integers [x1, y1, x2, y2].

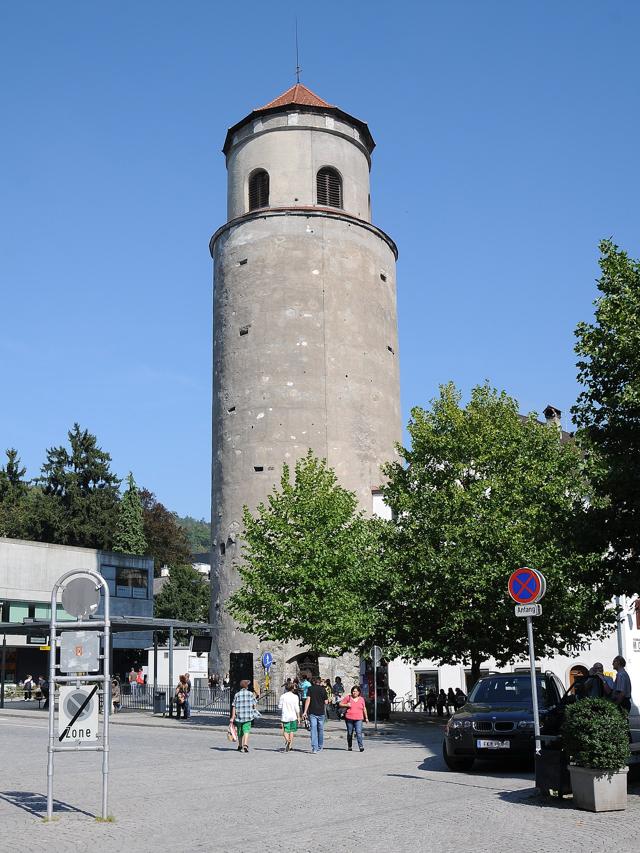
[[63, 689, 95, 723], [508, 567, 546, 604]]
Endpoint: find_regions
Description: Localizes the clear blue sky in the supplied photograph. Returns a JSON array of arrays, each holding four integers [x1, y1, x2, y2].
[[1, 2, 639, 518]]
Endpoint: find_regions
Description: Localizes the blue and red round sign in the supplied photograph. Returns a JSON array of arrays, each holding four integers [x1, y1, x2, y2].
[[508, 567, 546, 604]]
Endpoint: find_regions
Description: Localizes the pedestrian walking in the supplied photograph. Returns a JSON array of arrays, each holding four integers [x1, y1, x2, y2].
[[128, 667, 137, 694], [413, 682, 427, 712], [340, 686, 369, 752], [39, 676, 49, 710], [298, 672, 311, 714], [304, 676, 329, 753], [230, 679, 257, 753], [278, 682, 301, 752], [611, 656, 632, 714], [454, 688, 467, 709], [175, 675, 190, 720], [436, 689, 447, 716]]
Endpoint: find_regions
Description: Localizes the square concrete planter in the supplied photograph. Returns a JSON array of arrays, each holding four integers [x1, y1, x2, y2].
[[568, 765, 628, 812]]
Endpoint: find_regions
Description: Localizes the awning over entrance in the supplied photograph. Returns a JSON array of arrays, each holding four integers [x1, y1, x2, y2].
[[0, 617, 212, 635], [0, 618, 213, 708]]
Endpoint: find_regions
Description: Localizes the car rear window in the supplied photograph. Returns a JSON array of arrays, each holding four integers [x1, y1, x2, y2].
[[468, 675, 549, 706]]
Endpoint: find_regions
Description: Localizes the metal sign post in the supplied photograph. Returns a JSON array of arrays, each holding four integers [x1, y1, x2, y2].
[[508, 567, 546, 757], [371, 645, 382, 732], [526, 615, 541, 756], [46, 570, 111, 820]]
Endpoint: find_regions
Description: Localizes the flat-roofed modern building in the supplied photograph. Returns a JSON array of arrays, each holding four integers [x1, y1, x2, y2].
[[0, 537, 154, 682]]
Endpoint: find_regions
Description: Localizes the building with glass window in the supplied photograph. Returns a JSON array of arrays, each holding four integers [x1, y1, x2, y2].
[[209, 83, 401, 681], [0, 536, 153, 683]]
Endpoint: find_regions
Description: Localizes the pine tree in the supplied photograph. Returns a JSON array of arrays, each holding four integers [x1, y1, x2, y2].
[[0, 448, 30, 538], [38, 423, 120, 549], [113, 473, 148, 556]]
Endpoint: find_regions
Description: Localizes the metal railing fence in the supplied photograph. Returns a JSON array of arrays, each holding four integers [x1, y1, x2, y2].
[[118, 683, 278, 714]]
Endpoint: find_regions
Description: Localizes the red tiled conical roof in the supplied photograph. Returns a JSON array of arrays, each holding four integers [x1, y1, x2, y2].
[[257, 83, 334, 111]]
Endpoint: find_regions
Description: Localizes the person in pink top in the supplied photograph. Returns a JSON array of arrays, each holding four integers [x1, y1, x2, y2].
[[340, 685, 369, 752]]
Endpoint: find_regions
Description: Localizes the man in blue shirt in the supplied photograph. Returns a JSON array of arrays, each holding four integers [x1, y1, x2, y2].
[[298, 674, 311, 714]]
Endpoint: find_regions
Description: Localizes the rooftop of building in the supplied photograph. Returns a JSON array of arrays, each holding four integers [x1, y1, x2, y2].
[[222, 81, 375, 156]]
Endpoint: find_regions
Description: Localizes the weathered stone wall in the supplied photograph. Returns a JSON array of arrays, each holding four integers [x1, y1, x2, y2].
[[209, 104, 401, 683]]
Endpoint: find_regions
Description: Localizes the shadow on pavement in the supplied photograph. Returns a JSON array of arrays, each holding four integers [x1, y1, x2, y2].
[[0, 791, 94, 819]]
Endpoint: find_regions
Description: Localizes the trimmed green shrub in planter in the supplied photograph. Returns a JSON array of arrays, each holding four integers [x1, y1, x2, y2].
[[561, 698, 630, 811], [561, 698, 629, 772]]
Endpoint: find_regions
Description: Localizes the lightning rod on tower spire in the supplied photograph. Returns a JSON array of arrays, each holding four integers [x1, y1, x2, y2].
[[295, 18, 301, 83]]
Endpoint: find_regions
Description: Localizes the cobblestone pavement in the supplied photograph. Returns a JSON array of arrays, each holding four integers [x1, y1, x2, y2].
[[1, 711, 639, 853]]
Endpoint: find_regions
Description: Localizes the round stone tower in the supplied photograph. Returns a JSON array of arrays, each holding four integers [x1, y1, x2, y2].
[[209, 83, 401, 680]]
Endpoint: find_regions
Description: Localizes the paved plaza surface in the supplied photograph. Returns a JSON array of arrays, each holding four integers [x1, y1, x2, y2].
[[1, 709, 639, 853]]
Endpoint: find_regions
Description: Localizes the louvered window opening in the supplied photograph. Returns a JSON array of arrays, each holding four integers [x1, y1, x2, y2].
[[317, 168, 342, 208], [249, 170, 269, 211]]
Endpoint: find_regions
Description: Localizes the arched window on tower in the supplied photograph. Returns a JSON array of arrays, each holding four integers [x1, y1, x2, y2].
[[316, 167, 343, 208], [248, 169, 269, 211]]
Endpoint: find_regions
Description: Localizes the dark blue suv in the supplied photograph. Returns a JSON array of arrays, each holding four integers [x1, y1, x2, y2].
[[442, 672, 565, 771]]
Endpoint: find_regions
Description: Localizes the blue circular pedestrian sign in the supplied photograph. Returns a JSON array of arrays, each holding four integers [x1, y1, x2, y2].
[[261, 651, 273, 669]]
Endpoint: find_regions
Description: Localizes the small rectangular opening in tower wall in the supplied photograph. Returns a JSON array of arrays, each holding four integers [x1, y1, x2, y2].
[[380, 272, 387, 282], [227, 406, 236, 413], [254, 465, 264, 472], [239, 325, 250, 336], [387, 345, 395, 354], [238, 258, 248, 266], [219, 542, 226, 556]]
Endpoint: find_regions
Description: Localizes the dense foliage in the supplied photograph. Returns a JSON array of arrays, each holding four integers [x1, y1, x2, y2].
[[562, 698, 630, 771], [113, 473, 148, 556], [573, 239, 640, 594], [176, 514, 211, 553], [154, 563, 210, 639], [140, 488, 192, 575], [379, 383, 613, 681], [227, 450, 385, 654], [0, 427, 195, 577]]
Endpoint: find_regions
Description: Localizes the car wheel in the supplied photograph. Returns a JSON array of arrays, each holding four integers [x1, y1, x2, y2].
[[442, 739, 474, 771]]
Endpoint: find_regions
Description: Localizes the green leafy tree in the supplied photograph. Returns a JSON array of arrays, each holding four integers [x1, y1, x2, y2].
[[113, 473, 148, 556], [573, 239, 640, 594], [37, 424, 120, 549], [380, 383, 614, 682], [154, 564, 210, 639], [227, 450, 384, 655], [140, 488, 192, 576]]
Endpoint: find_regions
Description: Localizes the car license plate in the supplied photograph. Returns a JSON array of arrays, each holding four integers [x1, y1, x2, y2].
[[477, 739, 510, 749]]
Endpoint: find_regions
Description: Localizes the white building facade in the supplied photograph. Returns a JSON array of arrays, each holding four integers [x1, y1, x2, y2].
[[387, 594, 640, 722]]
